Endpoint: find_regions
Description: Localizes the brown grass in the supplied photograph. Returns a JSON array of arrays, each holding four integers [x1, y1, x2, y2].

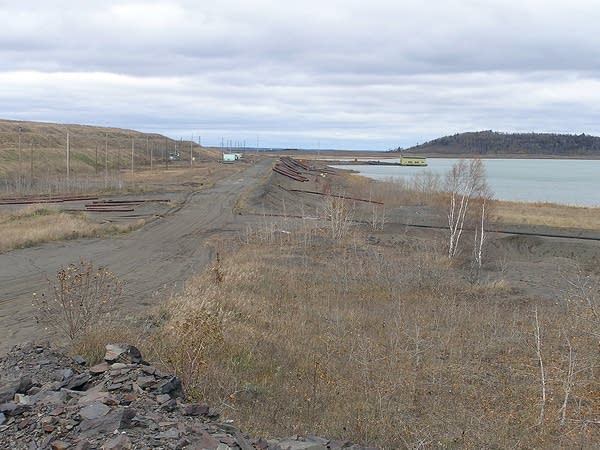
[[129, 217, 600, 448], [493, 200, 600, 230], [0, 205, 143, 253]]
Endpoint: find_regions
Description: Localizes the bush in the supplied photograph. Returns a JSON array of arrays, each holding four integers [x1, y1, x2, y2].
[[33, 260, 123, 341]]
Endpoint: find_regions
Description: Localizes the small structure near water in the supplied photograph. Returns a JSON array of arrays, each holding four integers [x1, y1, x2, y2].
[[400, 156, 427, 166]]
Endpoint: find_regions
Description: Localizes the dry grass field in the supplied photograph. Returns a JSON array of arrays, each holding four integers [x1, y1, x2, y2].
[[0, 205, 142, 253], [71, 213, 600, 449], [0, 119, 223, 194], [493, 201, 600, 230]]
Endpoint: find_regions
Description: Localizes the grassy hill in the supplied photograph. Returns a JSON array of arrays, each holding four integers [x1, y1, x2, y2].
[[0, 118, 218, 178], [401, 130, 600, 157]]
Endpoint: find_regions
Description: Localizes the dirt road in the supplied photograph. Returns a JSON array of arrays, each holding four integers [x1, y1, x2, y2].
[[0, 160, 272, 352]]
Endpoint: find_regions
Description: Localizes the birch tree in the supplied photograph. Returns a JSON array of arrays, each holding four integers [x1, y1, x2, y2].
[[445, 158, 491, 259]]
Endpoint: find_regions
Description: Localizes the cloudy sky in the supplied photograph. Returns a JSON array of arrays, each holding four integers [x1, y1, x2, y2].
[[1, 1, 599, 150]]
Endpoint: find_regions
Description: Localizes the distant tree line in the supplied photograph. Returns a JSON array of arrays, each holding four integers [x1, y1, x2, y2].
[[396, 131, 600, 156]]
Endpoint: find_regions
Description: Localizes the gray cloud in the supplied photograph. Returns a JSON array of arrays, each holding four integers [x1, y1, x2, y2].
[[1, 0, 599, 149]]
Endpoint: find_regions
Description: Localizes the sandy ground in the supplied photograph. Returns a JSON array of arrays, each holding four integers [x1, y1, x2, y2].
[[0, 159, 272, 352]]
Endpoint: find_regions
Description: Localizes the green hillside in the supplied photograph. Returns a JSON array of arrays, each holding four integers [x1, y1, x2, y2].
[[401, 131, 600, 157]]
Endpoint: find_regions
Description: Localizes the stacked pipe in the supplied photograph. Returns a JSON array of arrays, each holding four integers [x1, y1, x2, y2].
[[272, 157, 309, 182], [0, 194, 99, 205]]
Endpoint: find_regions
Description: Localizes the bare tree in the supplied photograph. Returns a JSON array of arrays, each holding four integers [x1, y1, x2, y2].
[[445, 159, 491, 259], [472, 197, 487, 269], [321, 194, 354, 240], [533, 307, 547, 425]]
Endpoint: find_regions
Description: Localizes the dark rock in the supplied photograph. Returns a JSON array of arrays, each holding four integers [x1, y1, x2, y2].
[[254, 438, 270, 450], [89, 363, 110, 375], [104, 344, 142, 364], [0, 343, 373, 450], [141, 365, 156, 375], [183, 403, 210, 416], [0, 380, 19, 403], [34, 390, 68, 405], [158, 427, 180, 439], [50, 441, 71, 450], [155, 394, 171, 404], [73, 440, 91, 450], [135, 376, 155, 388], [0, 401, 31, 416], [73, 355, 86, 366], [65, 373, 91, 390], [160, 399, 178, 412], [101, 434, 132, 449], [79, 402, 110, 420], [78, 407, 136, 438], [60, 368, 74, 380], [158, 377, 183, 398], [18, 377, 34, 394], [196, 431, 220, 450]]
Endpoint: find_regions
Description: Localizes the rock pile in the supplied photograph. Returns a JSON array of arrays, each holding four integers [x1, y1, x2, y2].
[[0, 343, 374, 450]]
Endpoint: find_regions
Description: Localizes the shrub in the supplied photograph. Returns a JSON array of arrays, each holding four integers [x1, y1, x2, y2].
[[33, 259, 123, 341]]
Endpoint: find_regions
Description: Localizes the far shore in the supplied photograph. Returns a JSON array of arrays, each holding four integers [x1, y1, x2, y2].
[[274, 150, 600, 160]]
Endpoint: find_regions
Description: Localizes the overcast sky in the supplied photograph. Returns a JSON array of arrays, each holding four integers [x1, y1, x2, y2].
[[1, 1, 600, 150]]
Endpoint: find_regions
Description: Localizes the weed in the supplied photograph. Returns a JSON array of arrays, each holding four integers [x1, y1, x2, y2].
[[33, 260, 123, 341]]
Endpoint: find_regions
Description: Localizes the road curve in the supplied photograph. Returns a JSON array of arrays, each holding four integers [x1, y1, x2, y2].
[[0, 160, 272, 352]]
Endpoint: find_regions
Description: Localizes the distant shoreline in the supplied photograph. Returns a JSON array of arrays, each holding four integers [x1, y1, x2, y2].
[[309, 153, 600, 162]]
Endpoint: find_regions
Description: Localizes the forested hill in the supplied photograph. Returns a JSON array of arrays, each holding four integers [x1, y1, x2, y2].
[[401, 131, 600, 157]]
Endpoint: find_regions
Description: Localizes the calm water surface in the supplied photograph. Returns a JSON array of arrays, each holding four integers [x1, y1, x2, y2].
[[333, 158, 600, 207]]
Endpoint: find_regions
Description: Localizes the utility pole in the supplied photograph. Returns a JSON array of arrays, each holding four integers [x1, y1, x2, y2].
[[95, 144, 98, 174], [150, 138, 153, 170], [30, 142, 34, 189], [131, 137, 134, 175], [146, 136, 150, 168], [105, 132, 108, 187], [190, 138, 193, 167], [66, 130, 70, 187], [18, 126, 22, 191], [164, 137, 168, 170]]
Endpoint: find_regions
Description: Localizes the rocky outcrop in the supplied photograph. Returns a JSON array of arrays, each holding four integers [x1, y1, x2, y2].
[[0, 343, 374, 450]]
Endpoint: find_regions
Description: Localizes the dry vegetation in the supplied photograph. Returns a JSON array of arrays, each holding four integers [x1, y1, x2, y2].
[[0, 205, 142, 253], [69, 213, 600, 448], [0, 118, 223, 195], [28, 159, 600, 448], [493, 201, 600, 230]]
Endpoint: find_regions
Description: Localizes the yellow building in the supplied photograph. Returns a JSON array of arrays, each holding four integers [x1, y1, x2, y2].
[[400, 156, 427, 166]]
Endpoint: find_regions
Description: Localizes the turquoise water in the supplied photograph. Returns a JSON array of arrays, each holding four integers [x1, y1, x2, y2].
[[333, 159, 600, 207]]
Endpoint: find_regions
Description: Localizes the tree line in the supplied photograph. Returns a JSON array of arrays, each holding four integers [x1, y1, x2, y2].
[[399, 130, 600, 156]]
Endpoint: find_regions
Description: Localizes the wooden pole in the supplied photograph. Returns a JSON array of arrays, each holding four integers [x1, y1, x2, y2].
[[105, 132, 108, 187], [164, 137, 168, 170], [66, 130, 70, 187], [131, 137, 134, 175], [190, 138, 193, 167], [18, 126, 22, 191], [30, 142, 34, 189]]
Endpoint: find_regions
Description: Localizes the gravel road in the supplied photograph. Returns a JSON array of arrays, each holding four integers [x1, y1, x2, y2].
[[0, 160, 271, 352]]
